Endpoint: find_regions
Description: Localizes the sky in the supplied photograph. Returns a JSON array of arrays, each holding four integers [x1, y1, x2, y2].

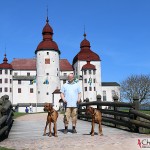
[[0, 0, 150, 84]]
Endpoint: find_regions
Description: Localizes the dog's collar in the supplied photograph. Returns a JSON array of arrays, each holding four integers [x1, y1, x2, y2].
[[92, 109, 97, 116], [88, 108, 96, 116], [48, 110, 54, 115]]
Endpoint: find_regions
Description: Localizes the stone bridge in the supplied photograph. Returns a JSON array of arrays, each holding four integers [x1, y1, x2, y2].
[[0, 113, 149, 150]]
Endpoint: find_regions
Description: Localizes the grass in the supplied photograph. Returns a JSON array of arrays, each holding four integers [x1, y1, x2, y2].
[[140, 110, 150, 115], [0, 147, 15, 150], [120, 109, 150, 115], [13, 112, 28, 119]]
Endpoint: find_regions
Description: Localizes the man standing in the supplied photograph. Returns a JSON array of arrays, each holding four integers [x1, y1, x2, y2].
[[60, 73, 82, 134]]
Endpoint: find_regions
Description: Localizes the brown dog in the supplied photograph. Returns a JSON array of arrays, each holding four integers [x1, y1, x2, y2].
[[85, 106, 103, 136], [43, 103, 58, 137]]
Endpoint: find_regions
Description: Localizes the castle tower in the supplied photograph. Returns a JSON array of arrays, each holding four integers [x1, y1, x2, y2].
[[72, 33, 102, 101], [0, 54, 13, 102], [35, 17, 60, 103], [81, 60, 97, 101]]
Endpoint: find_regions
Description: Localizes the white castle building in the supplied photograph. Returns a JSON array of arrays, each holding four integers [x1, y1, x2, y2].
[[0, 17, 120, 112]]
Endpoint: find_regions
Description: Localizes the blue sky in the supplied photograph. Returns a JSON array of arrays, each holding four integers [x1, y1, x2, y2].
[[0, 0, 150, 83]]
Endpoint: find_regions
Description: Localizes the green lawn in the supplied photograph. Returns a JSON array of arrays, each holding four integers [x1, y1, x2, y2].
[[140, 110, 150, 115], [121, 109, 150, 115], [0, 147, 15, 150], [13, 112, 28, 119]]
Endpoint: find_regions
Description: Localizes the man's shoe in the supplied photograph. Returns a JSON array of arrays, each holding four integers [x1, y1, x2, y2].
[[72, 129, 77, 133]]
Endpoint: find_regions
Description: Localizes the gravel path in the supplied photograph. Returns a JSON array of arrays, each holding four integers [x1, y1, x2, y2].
[[0, 113, 149, 150]]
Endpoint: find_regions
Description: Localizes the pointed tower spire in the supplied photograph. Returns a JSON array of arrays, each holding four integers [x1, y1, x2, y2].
[[46, 5, 49, 23], [83, 25, 86, 39], [3, 53, 8, 63]]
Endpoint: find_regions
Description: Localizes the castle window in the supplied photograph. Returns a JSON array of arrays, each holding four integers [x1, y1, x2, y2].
[[84, 70, 87, 75], [84, 79, 87, 83], [89, 70, 91, 74], [5, 78, 8, 83], [0, 79, 2, 84], [18, 80, 21, 84], [63, 73, 67, 76], [85, 87, 87, 91], [46, 73, 49, 75], [18, 88, 21, 93], [112, 90, 115, 96], [94, 87, 96, 91], [10, 88, 12, 92], [89, 87, 92, 91], [103, 91, 107, 101], [27, 72, 30, 76], [10, 70, 12, 75], [30, 88, 33, 93], [14, 73, 18, 76], [45, 58, 50, 64], [46, 92, 49, 95], [5, 70, 8, 74], [93, 70, 96, 75], [38, 91, 40, 94], [93, 79, 96, 83], [0, 88, 2, 92], [5, 87, 8, 92], [47, 52, 49, 55], [0, 70, 2, 74]]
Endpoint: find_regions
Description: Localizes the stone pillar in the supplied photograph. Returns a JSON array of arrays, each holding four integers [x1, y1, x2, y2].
[[97, 95, 101, 110], [133, 96, 139, 110]]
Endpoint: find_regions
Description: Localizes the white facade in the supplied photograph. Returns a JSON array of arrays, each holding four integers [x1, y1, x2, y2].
[[102, 85, 120, 102], [0, 69, 13, 102], [36, 50, 60, 103]]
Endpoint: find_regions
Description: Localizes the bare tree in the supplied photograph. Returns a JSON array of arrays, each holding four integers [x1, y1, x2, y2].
[[120, 74, 150, 103]]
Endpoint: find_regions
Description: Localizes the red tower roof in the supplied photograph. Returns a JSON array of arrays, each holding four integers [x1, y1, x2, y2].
[[73, 33, 100, 65], [35, 17, 60, 54], [82, 60, 96, 70], [0, 54, 13, 69]]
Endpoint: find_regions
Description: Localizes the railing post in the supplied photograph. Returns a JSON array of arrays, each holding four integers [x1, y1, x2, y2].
[[133, 96, 140, 132], [133, 96, 139, 111], [113, 95, 118, 128], [85, 98, 89, 111], [97, 95, 101, 110], [77, 104, 82, 119]]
